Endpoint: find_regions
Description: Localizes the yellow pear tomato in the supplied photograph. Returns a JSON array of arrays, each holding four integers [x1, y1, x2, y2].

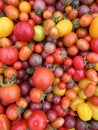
[[77, 103, 92, 121], [87, 101, 98, 120], [0, 17, 14, 38], [56, 19, 73, 37], [89, 16, 98, 38]]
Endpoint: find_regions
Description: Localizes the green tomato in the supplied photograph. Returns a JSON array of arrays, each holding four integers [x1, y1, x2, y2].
[[33, 25, 45, 42]]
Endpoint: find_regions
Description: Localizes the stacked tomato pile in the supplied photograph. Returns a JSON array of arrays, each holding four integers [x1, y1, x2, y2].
[[1, 0, 98, 129]]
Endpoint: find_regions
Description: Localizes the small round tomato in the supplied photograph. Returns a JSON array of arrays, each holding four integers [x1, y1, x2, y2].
[[33, 25, 45, 42], [0, 17, 14, 38], [28, 110, 47, 130], [30, 88, 44, 103], [90, 38, 98, 53], [0, 46, 18, 65], [56, 19, 73, 37], [6, 0, 19, 6], [61, 96, 71, 110], [32, 67, 54, 90], [14, 22, 35, 42], [51, 117, 64, 128], [19, 1, 31, 13], [88, 96, 98, 106], [77, 103, 92, 121], [12, 120, 28, 130], [16, 97, 28, 108], [86, 52, 98, 63]]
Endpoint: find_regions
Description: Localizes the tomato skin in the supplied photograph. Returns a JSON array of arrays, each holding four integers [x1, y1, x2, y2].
[[28, 110, 47, 130], [68, 9, 78, 20], [73, 56, 84, 70], [90, 38, 98, 53], [12, 120, 28, 130], [0, 0, 4, 11], [0, 84, 20, 104], [0, 104, 4, 114], [0, 46, 18, 65], [86, 52, 98, 63], [32, 67, 54, 90], [14, 22, 35, 42], [72, 69, 85, 82], [51, 117, 64, 128], [88, 96, 98, 106], [0, 114, 11, 130]]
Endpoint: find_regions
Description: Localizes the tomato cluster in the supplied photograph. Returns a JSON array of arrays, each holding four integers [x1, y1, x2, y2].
[[0, 0, 98, 130]]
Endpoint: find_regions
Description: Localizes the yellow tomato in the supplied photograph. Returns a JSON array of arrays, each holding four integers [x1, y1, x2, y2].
[[19, 1, 31, 13], [0, 17, 14, 38], [56, 19, 73, 37], [77, 103, 92, 121], [69, 128, 75, 130], [94, 62, 98, 71], [79, 78, 96, 89], [33, 25, 45, 42], [73, 84, 80, 93], [89, 16, 98, 38], [70, 97, 84, 111], [87, 101, 98, 120], [78, 89, 87, 100], [53, 84, 66, 96]]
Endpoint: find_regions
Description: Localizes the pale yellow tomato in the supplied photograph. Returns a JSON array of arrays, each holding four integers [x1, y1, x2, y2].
[[78, 89, 87, 100], [89, 16, 98, 38], [0, 17, 14, 38], [70, 97, 84, 111], [33, 25, 45, 42], [87, 101, 98, 120], [56, 19, 73, 37], [77, 103, 92, 121]]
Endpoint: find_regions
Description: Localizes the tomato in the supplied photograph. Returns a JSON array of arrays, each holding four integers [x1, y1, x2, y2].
[[61, 96, 71, 110], [72, 69, 85, 82], [0, 37, 12, 47], [32, 67, 54, 90], [4, 5, 19, 20], [53, 11, 64, 21], [30, 88, 44, 103], [53, 84, 66, 96], [19, 1, 31, 13], [79, 14, 93, 27], [4, 67, 18, 79], [56, 19, 73, 37], [78, 89, 87, 100], [0, 84, 20, 104], [58, 82, 66, 89], [73, 55, 84, 70], [76, 28, 87, 38], [14, 22, 35, 42], [63, 32, 78, 47], [19, 45, 32, 61], [13, 61, 23, 70], [23, 109, 33, 120], [88, 96, 98, 106], [86, 68, 98, 83], [6, 104, 19, 121], [51, 117, 64, 128], [67, 45, 79, 56], [0, 46, 18, 65], [16, 97, 28, 108], [90, 38, 98, 53], [28, 110, 47, 130], [0, 114, 11, 130], [6, 0, 19, 6], [12, 120, 28, 130], [19, 12, 29, 22], [77, 103, 92, 121], [0, 17, 14, 38], [0, 0, 4, 11], [64, 58, 73, 67], [44, 19, 55, 35], [70, 97, 84, 111], [43, 10, 52, 19], [33, 25, 45, 42], [89, 16, 98, 38], [87, 101, 98, 120], [53, 48, 67, 64], [61, 72, 71, 83], [66, 89, 77, 100], [68, 9, 78, 20]]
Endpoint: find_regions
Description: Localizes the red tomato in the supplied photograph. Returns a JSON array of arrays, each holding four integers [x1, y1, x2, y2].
[[0, 114, 11, 130], [0, 84, 20, 104], [86, 52, 98, 63], [12, 120, 28, 130], [14, 22, 35, 42], [32, 67, 54, 90], [0, 46, 18, 65], [90, 38, 98, 53], [68, 9, 78, 20], [73, 55, 84, 70], [53, 48, 67, 64], [88, 96, 98, 106], [0, 0, 4, 11], [28, 110, 47, 130], [0, 104, 4, 114]]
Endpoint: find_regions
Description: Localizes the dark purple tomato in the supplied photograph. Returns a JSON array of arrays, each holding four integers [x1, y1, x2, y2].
[[47, 110, 57, 122], [52, 95, 61, 104], [54, 66, 64, 77], [42, 101, 52, 112], [89, 119, 98, 130], [18, 69, 26, 79], [76, 118, 87, 130], [30, 102, 42, 111]]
